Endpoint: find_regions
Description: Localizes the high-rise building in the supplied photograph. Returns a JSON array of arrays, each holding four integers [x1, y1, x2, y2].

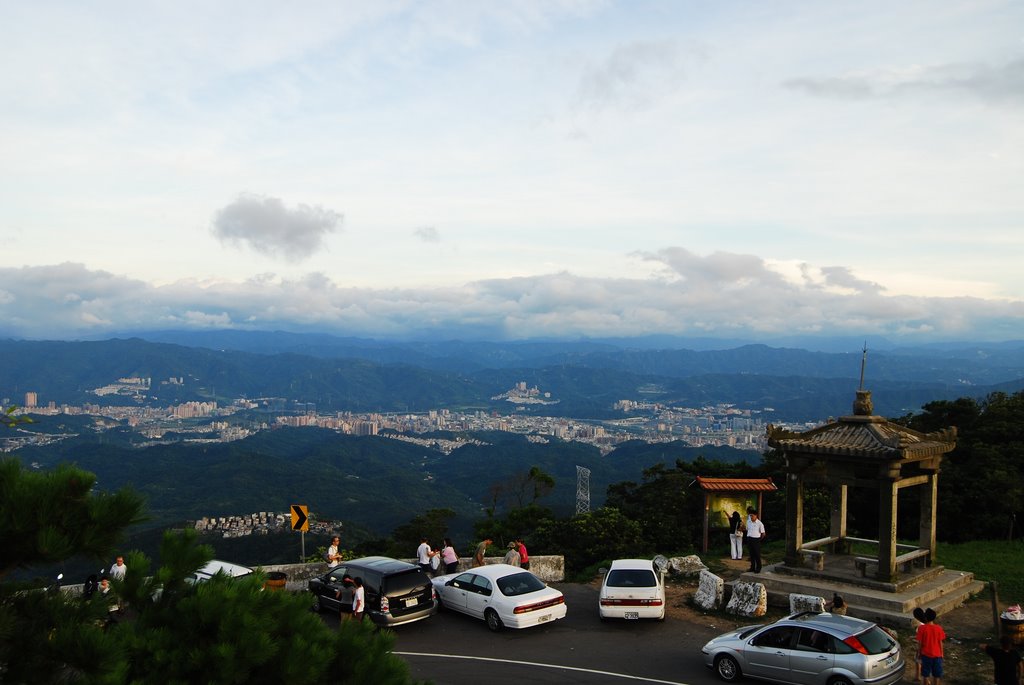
[[24, 392, 37, 408]]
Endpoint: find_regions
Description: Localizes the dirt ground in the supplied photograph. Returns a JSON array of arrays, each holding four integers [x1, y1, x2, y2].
[[653, 559, 1004, 685]]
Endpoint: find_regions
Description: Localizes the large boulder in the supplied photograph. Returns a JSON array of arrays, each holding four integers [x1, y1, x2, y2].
[[789, 593, 825, 615], [726, 581, 767, 617], [693, 570, 724, 610], [667, 555, 708, 577]]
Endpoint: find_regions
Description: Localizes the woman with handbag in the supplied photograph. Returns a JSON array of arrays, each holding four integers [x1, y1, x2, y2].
[[727, 510, 744, 560]]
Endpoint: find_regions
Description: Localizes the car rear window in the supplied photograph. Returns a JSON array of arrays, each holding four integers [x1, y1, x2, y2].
[[381, 569, 428, 596], [496, 572, 546, 597], [606, 569, 657, 587], [855, 626, 897, 655]]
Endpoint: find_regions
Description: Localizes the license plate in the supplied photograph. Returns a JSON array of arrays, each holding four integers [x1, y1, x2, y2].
[[884, 653, 897, 666], [404, 598, 418, 608], [624, 612, 640, 620], [537, 614, 551, 622]]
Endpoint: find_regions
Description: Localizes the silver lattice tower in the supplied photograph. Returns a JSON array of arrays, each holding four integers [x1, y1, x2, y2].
[[575, 465, 591, 515]]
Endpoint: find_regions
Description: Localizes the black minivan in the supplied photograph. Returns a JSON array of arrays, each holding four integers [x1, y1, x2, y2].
[[309, 556, 437, 627]]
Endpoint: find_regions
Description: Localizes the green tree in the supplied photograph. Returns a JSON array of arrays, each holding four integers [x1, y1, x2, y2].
[[531, 507, 646, 577], [115, 529, 413, 685], [0, 458, 146, 579], [907, 392, 1024, 542], [0, 458, 417, 685], [387, 508, 455, 558]]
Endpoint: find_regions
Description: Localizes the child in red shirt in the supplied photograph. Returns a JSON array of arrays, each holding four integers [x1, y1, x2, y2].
[[915, 608, 946, 685]]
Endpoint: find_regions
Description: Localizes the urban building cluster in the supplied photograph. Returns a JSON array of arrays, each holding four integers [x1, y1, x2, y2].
[[189, 511, 340, 538], [4, 378, 818, 456], [192, 512, 288, 538]]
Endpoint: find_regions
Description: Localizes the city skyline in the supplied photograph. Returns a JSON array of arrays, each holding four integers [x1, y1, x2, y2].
[[1, 2, 1022, 342]]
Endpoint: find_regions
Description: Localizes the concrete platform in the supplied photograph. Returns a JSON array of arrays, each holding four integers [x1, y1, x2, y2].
[[733, 557, 984, 629]]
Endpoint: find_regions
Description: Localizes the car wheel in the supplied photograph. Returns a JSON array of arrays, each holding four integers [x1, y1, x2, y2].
[[485, 609, 504, 632], [714, 654, 741, 682], [828, 678, 854, 685]]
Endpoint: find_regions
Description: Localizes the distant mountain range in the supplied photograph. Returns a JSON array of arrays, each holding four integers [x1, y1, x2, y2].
[[2, 333, 1023, 421]]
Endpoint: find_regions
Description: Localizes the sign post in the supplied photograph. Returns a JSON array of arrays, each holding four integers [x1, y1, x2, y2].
[[291, 504, 309, 561]]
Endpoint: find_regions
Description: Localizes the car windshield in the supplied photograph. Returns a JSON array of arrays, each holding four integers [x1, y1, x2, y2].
[[606, 569, 657, 587], [856, 626, 897, 654], [496, 572, 546, 597]]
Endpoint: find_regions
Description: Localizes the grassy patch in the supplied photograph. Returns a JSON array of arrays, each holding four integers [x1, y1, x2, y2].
[[936, 540, 1024, 602]]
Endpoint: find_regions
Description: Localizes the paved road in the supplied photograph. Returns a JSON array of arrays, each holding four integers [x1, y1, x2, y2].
[[321, 583, 732, 685]]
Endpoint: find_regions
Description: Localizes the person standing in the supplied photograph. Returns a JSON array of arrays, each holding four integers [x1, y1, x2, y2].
[[746, 509, 765, 573], [441, 538, 459, 574], [349, 577, 365, 623], [109, 556, 127, 581], [326, 536, 343, 568], [416, 537, 437, 573], [981, 636, 1021, 685], [517, 538, 530, 571], [916, 608, 946, 685], [473, 538, 492, 568], [503, 542, 521, 567], [727, 511, 744, 560]]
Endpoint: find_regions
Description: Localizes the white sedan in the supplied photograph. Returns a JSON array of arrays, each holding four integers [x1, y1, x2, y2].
[[598, 558, 666, 621], [431, 564, 567, 631]]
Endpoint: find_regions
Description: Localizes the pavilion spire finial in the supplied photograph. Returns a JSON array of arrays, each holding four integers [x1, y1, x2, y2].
[[858, 341, 868, 391], [853, 342, 873, 415]]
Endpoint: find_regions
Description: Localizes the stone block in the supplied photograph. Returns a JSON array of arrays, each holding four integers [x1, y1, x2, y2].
[[668, 554, 708, 577], [726, 581, 767, 617], [789, 593, 825, 614], [693, 570, 724, 610]]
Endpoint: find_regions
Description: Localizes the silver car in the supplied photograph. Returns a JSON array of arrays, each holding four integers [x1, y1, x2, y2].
[[702, 611, 903, 685]]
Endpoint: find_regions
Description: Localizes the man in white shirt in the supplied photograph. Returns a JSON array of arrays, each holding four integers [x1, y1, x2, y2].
[[326, 537, 342, 568], [109, 555, 126, 581], [416, 537, 436, 573], [746, 510, 766, 573]]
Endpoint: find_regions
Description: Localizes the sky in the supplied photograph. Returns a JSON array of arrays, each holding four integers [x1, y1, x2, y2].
[[1, 1, 1022, 343]]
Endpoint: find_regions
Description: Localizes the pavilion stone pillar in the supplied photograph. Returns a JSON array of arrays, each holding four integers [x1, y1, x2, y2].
[[919, 471, 938, 564], [877, 469, 899, 583], [830, 484, 848, 554], [784, 470, 803, 567]]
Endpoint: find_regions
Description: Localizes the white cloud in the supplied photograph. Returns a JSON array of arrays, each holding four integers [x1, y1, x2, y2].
[[211, 194, 342, 262], [0, 257, 1020, 343], [414, 226, 441, 243], [783, 57, 1024, 106]]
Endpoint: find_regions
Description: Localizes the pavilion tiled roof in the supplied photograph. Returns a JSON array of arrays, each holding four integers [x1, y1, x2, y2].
[[694, 476, 777, 492], [767, 416, 957, 460]]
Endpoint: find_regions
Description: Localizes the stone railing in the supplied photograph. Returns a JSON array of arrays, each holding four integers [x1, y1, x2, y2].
[[267, 555, 565, 592], [58, 555, 565, 595]]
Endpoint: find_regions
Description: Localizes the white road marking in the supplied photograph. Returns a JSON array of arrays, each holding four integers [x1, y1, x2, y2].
[[394, 652, 692, 684]]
